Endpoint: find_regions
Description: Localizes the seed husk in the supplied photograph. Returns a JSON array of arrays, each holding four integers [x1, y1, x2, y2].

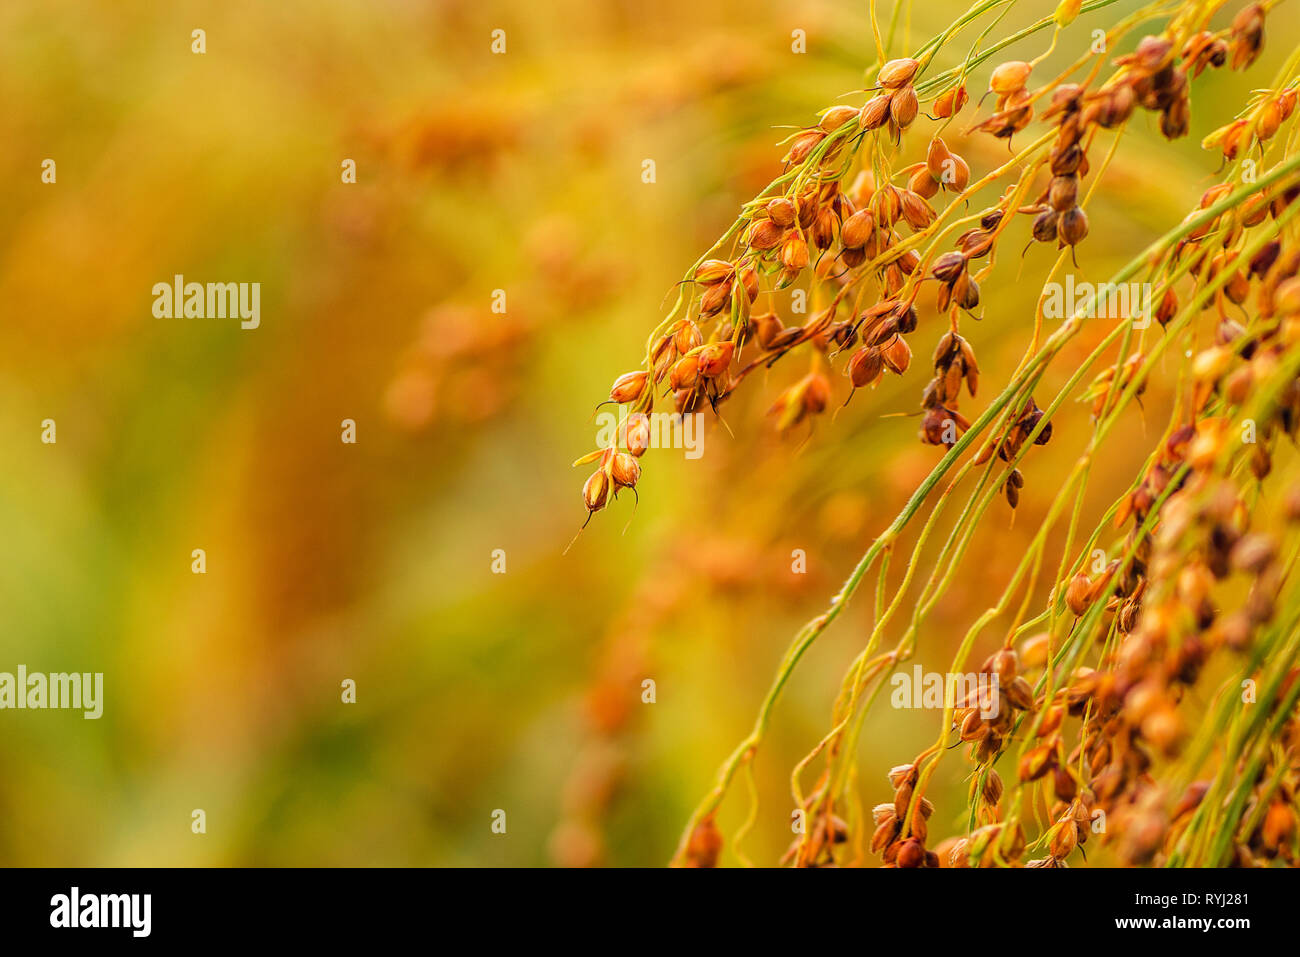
[[990, 60, 1032, 95], [878, 57, 920, 89], [610, 370, 648, 403], [859, 94, 892, 130], [1058, 206, 1089, 245], [889, 86, 919, 129]]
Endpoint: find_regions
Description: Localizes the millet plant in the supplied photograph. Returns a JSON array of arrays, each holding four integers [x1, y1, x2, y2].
[[575, 0, 1300, 867]]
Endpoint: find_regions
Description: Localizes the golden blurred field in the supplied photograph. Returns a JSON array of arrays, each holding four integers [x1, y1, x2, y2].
[[1, 0, 1298, 866]]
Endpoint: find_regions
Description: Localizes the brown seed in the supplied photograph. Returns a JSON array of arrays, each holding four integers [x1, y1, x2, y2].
[[940, 366, 963, 406], [896, 837, 926, 868], [1129, 34, 1173, 71], [908, 164, 940, 199], [1248, 240, 1280, 277], [1219, 119, 1250, 159], [1224, 269, 1250, 305], [583, 470, 610, 512], [610, 371, 648, 403], [1275, 277, 1300, 315], [796, 191, 819, 229], [694, 259, 734, 285], [840, 208, 875, 249], [1018, 744, 1055, 781], [1087, 559, 1118, 604], [766, 198, 797, 228], [1048, 175, 1078, 212], [738, 263, 759, 302], [910, 813, 929, 844], [1049, 821, 1078, 859], [1065, 571, 1092, 615], [811, 208, 837, 249], [975, 733, 1002, 763], [1036, 704, 1063, 737], [1067, 667, 1100, 707], [859, 94, 892, 131], [1156, 286, 1179, 325], [785, 129, 825, 165], [878, 57, 920, 89], [933, 329, 958, 364], [1230, 533, 1275, 574], [932, 84, 968, 118], [1019, 632, 1050, 669], [1160, 98, 1190, 140], [900, 190, 936, 230], [958, 227, 993, 259], [991, 648, 1019, 683], [820, 104, 860, 131], [848, 347, 884, 388], [882, 838, 901, 865], [871, 185, 902, 226], [893, 779, 914, 819], [883, 335, 912, 374], [935, 282, 953, 314], [801, 372, 832, 413], [669, 354, 699, 391], [926, 137, 953, 180], [1262, 802, 1296, 853], [1057, 206, 1089, 246], [947, 838, 971, 867], [768, 326, 803, 350], [1095, 83, 1136, 128], [1032, 209, 1059, 243], [700, 281, 731, 316], [1229, 3, 1265, 70], [959, 707, 987, 740], [953, 272, 980, 310], [622, 412, 651, 456], [673, 320, 702, 354], [696, 341, 735, 378], [780, 235, 810, 270], [748, 218, 785, 250], [890, 86, 919, 129], [610, 451, 640, 488], [1280, 88, 1298, 120], [888, 763, 918, 788], [870, 818, 897, 854], [982, 770, 1004, 805], [1051, 143, 1085, 176], [1053, 766, 1078, 803], [872, 802, 897, 825], [684, 815, 723, 868], [990, 60, 1032, 96], [944, 154, 970, 192], [1141, 705, 1182, 755], [1044, 83, 1085, 118], [1005, 676, 1035, 711]]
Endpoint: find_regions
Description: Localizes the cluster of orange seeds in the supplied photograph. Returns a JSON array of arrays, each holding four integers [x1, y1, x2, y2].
[[576, 0, 1300, 869], [869, 763, 940, 868], [578, 5, 1275, 524], [901, 148, 1300, 868]]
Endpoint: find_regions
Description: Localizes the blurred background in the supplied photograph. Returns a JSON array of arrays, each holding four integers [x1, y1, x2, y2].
[[0, 0, 1296, 866]]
